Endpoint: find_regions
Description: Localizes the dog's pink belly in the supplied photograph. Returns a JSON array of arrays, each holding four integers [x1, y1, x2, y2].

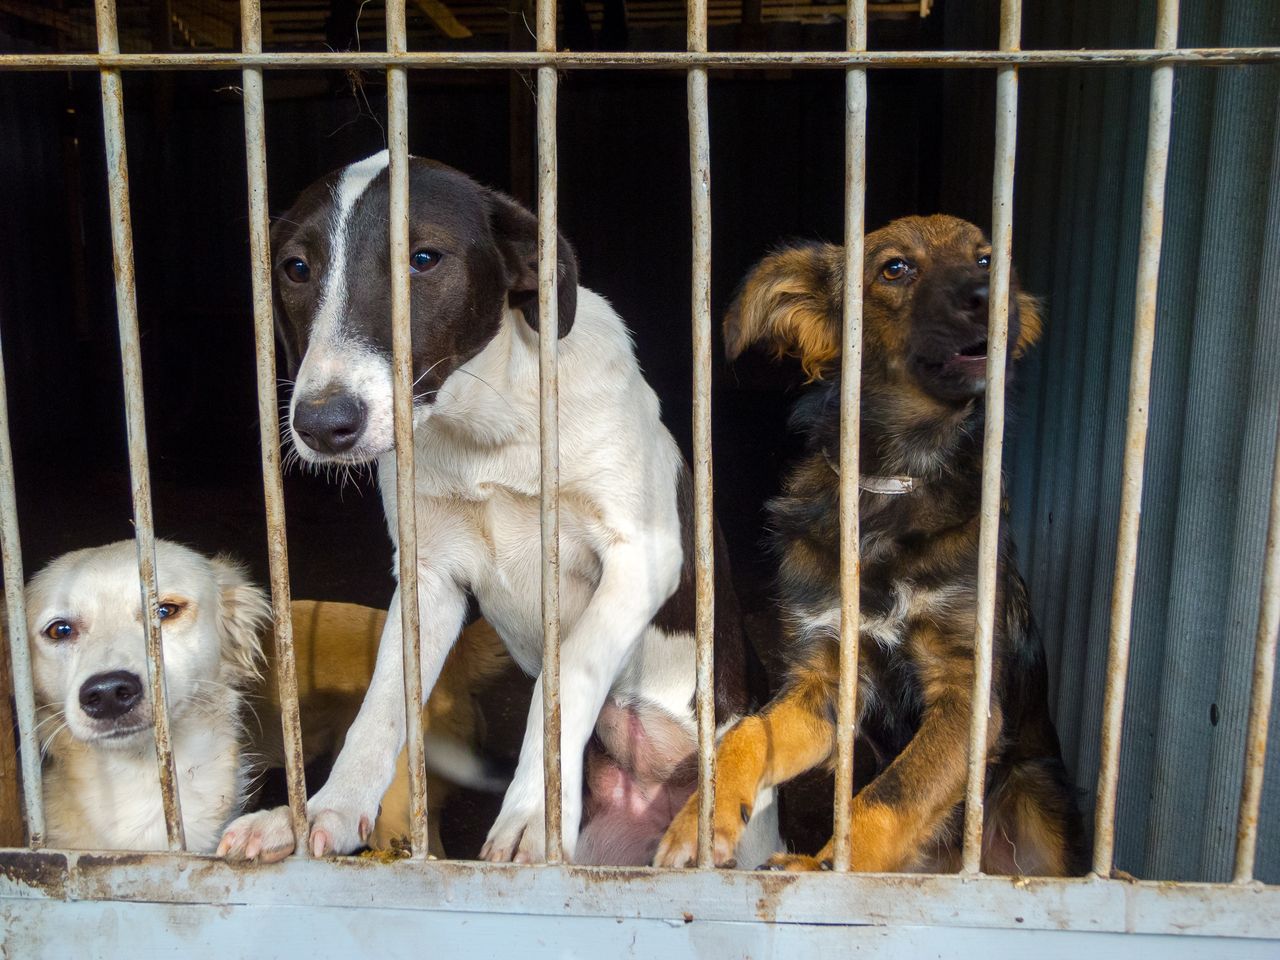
[[575, 701, 697, 866]]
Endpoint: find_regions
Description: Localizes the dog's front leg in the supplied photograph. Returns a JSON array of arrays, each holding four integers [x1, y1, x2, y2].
[[480, 538, 680, 864], [217, 579, 466, 861], [766, 665, 1001, 873]]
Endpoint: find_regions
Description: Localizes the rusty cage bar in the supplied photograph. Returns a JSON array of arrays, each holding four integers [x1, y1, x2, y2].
[[1, 0, 1279, 950]]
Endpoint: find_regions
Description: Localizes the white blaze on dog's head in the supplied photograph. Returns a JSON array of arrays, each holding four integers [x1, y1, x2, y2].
[[270, 152, 580, 466], [25, 540, 268, 749]]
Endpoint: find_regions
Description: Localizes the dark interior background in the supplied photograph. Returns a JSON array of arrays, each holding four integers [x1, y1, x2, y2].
[[1, 0, 1276, 881]]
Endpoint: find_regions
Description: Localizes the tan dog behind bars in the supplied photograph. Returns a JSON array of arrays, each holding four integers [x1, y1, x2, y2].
[[257, 601, 510, 856], [656, 215, 1085, 875]]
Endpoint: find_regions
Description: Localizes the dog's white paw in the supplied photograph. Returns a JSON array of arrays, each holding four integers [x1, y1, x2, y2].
[[216, 804, 375, 862], [308, 806, 374, 858], [217, 807, 297, 863], [480, 806, 547, 863]]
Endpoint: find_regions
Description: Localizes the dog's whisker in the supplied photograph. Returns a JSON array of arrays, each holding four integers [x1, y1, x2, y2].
[[40, 721, 69, 760], [450, 367, 515, 412], [412, 354, 453, 390]]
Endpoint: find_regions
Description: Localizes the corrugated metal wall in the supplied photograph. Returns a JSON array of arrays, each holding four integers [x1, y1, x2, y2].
[[1005, 0, 1280, 882]]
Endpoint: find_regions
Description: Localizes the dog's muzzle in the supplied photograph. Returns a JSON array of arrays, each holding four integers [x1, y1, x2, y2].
[[79, 670, 143, 721], [293, 392, 367, 456]]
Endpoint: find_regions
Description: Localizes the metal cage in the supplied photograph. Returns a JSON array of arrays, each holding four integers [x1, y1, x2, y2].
[[1, 0, 1278, 954]]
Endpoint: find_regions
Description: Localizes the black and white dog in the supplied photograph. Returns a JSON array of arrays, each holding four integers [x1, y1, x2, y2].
[[217, 152, 779, 865]]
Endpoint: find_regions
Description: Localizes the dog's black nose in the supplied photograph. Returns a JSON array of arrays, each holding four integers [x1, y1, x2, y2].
[[79, 670, 143, 720], [955, 279, 989, 316], [293, 393, 366, 455]]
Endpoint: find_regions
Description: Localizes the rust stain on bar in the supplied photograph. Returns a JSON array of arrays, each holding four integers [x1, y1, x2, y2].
[[0, 310, 44, 847], [687, 0, 714, 866], [960, 0, 1020, 876], [1232, 412, 1280, 883], [536, 59, 564, 865], [94, 0, 185, 853], [385, 0, 431, 861], [1092, 0, 1179, 880], [0, 48, 1276, 72], [830, 0, 867, 875], [240, 0, 309, 857]]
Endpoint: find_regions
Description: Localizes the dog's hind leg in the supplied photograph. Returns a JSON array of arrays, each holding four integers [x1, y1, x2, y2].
[[980, 758, 1086, 877], [480, 536, 682, 864]]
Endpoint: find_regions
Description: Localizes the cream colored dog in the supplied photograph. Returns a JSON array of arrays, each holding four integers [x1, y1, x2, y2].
[[27, 539, 267, 852], [25, 539, 508, 855]]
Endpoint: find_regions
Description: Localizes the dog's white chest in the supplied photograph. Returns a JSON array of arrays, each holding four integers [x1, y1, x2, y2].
[[468, 486, 607, 675]]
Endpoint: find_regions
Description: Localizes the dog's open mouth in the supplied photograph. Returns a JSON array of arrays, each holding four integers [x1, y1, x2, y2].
[[942, 339, 989, 375]]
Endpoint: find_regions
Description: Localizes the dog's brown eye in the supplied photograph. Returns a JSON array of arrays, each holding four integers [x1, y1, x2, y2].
[[283, 258, 310, 283], [410, 249, 442, 274], [43, 619, 74, 641], [977, 254, 991, 268], [156, 602, 183, 621], [881, 258, 910, 281]]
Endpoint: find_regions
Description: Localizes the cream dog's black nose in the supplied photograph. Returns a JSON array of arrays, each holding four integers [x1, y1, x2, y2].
[[79, 670, 143, 720], [293, 393, 366, 455]]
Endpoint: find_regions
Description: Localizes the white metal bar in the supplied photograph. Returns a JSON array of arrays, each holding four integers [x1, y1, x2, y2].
[[240, 0, 309, 858], [536, 0, 563, 863], [960, 0, 1021, 875], [0, 48, 1274, 71], [687, 0, 716, 872], [1092, 0, 1179, 879], [93, 0, 185, 852], [1233, 410, 1280, 883], [385, 0, 431, 861], [0, 321, 43, 847], [830, 0, 867, 874]]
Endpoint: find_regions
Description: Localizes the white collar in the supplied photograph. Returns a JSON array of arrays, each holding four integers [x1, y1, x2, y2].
[[823, 452, 919, 496]]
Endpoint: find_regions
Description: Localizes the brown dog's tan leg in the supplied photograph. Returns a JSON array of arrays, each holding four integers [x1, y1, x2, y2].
[[654, 668, 835, 867], [766, 653, 1001, 874]]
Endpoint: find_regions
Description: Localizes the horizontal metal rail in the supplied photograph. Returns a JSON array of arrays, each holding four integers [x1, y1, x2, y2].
[[0, 47, 1276, 71], [1, 853, 1278, 940]]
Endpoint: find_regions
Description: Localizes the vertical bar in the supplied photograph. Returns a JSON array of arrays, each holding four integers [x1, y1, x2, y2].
[[385, 0, 430, 861], [687, 0, 715, 869], [960, 0, 1021, 875], [1234, 413, 1280, 883], [536, 0, 564, 861], [0, 332, 44, 846], [241, 0, 309, 857], [94, 0, 185, 852], [830, 0, 867, 874], [1092, 0, 1179, 878]]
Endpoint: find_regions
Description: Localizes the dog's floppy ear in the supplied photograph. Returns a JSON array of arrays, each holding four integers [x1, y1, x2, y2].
[[1014, 289, 1043, 357], [488, 190, 579, 339], [724, 243, 843, 381], [210, 556, 270, 687], [269, 216, 302, 377]]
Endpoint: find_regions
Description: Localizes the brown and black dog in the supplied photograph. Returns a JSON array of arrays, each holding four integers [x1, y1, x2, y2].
[[655, 214, 1085, 875]]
